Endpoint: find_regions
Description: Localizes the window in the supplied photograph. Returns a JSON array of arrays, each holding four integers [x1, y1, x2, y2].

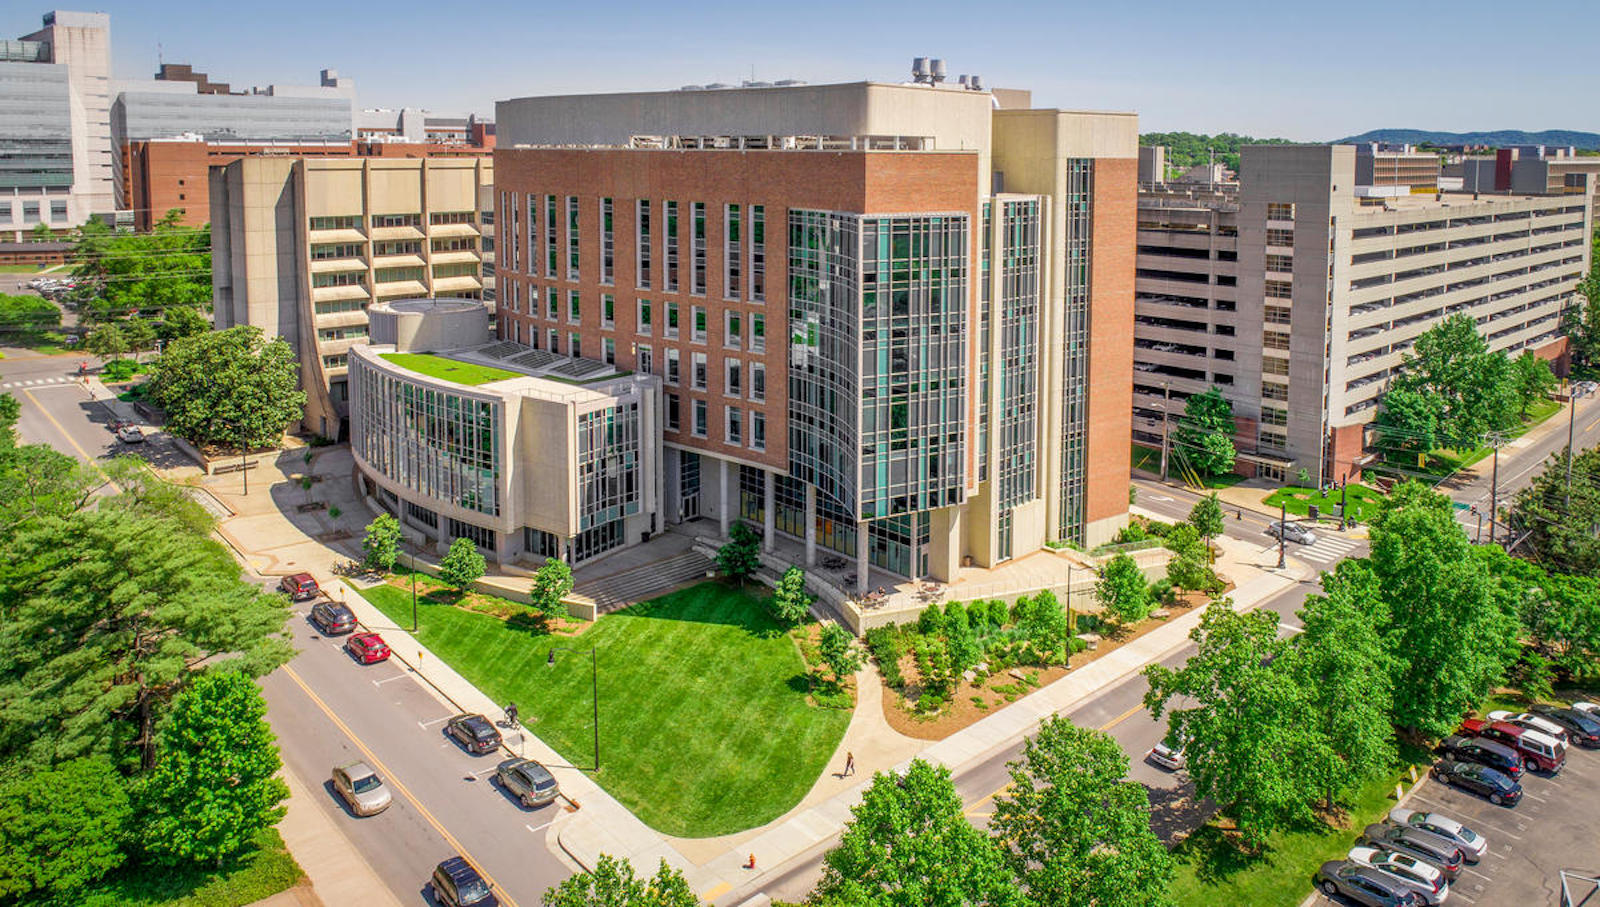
[[637, 298, 651, 334], [666, 348, 680, 385], [751, 411, 765, 450], [548, 329, 560, 353], [725, 204, 741, 298], [1263, 330, 1291, 351], [318, 325, 369, 341], [603, 337, 615, 364], [1266, 228, 1294, 246], [1262, 381, 1288, 401], [750, 313, 765, 352], [1263, 356, 1289, 376], [546, 287, 559, 320], [726, 406, 742, 445], [1260, 406, 1288, 426], [432, 236, 476, 253], [546, 195, 559, 275], [750, 362, 765, 402], [1265, 305, 1292, 324], [374, 239, 422, 256], [725, 359, 741, 397], [527, 195, 539, 277], [0, 202, 11, 221], [570, 333, 582, 358], [429, 211, 474, 225], [22, 202, 40, 223], [725, 310, 741, 347], [637, 344, 653, 375], [1267, 202, 1295, 221], [691, 202, 707, 295], [750, 205, 765, 301], [49, 200, 67, 221], [665, 302, 680, 339], [636, 199, 652, 288], [693, 399, 708, 437], [374, 213, 422, 228], [692, 352, 707, 390], [692, 306, 706, 342], [432, 262, 477, 279], [666, 393, 680, 431], [1265, 254, 1294, 273], [310, 214, 361, 230], [665, 201, 679, 292], [569, 290, 581, 323], [1265, 279, 1293, 299], [601, 293, 615, 329], [600, 197, 614, 284], [314, 298, 367, 315], [567, 197, 580, 280], [313, 272, 366, 288], [528, 285, 539, 316], [322, 353, 349, 370]]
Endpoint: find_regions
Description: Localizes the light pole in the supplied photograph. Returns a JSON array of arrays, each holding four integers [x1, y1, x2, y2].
[[1159, 382, 1172, 482], [409, 549, 418, 633], [238, 423, 249, 496], [1488, 432, 1503, 546], [547, 644, 599, 771], [1276, 500, 1287, 569], [1567, 386, 1588, 508]]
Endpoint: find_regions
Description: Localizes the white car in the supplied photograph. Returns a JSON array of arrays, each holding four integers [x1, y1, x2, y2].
[[1147, 742, 1185, 771], [115, 425, 145, 444], [1267, 520, 1317, 545], [1572, 701, 1600, 719], [1488, 710, 1569, 745], [1388, 807, 1487, 862], [1348, 845, 1451, 905]]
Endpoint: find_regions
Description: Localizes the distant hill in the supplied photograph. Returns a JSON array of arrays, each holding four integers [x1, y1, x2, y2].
[[1336, 129, 1600, 150]]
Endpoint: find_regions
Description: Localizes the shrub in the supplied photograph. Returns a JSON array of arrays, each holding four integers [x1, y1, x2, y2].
[[918, 693, 946, 714], [865, 624, 906, 688], [328, 505, 341, 520], [987, 599, 1009, 630], [943, 600, 967, 631], [1067, 636, 1089, 655], [1114, 522, 1150, 545], [917, 603, 945, 636], [300, 476, 312, 491], [102, 358, 141, 381], [1148, 577, 1175, 605]]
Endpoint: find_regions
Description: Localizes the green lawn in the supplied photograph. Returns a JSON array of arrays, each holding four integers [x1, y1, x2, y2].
[[1131, 445, 1245, 489], [1169, 745, 1429, 906], [1385, 397, 1566, 475], [1263, 483, 1386, 522], [380, 352, 520, 386], [66, 826, 304, 907], [360, 580, 851, 838]]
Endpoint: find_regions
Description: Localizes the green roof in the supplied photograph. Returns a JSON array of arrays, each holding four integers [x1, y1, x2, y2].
[[379, 353, 521, 386]]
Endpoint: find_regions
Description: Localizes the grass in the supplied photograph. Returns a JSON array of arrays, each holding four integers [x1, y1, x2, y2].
[[380, 352, 520, 386], [1169, 744, 1430, 906], [62, 826, 304, 907], [1131, 445, 1245, 489], [1263, 483, 1386, 522], [360, 579, 851, 837], [0, 263, 49, 273], [1384, 397, 1566, 475]]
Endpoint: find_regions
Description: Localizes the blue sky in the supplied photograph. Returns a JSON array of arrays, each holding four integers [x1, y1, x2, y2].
[[25, 0, 1588, 140]]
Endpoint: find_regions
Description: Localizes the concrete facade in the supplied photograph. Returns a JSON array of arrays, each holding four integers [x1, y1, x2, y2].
[[210, 155, 495, 438]]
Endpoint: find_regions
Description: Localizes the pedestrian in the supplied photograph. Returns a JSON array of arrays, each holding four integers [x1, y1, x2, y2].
[[844, 751, 855, 777], [505, 701, 519, 727]]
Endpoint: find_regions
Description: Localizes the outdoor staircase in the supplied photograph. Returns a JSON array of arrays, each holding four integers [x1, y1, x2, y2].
[[570, 550, 716, 614]]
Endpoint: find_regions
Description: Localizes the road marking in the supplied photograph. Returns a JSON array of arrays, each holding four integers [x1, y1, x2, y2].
[[280, 665, 520, 907], [418, 716, 452, 729], [964, 703, 1151, 815], [1409, 793, 1524, 839], [22, 388, 113, 481], [473, 767, 498, 777], [525, 820, 555, 834], [700, 882, 732, 901], [1462, 866, 1495, 882], [1520, 790, 1548, 803], [1100, 702, 1145, 732], [1587, 417, 1599, 433], [371, 673, 412, 686]]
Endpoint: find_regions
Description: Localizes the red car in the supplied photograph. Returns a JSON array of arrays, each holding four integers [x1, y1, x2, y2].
[[1459, 718, 1565, 774], [345, 633, 391, 664]]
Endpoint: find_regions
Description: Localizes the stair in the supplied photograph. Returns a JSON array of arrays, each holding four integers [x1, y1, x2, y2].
[[571, 550, 716, 614]]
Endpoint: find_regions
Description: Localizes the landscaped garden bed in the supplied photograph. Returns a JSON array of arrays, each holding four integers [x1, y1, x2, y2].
[[359, 579, 851, 838], [1263, 483, 1386, 523]]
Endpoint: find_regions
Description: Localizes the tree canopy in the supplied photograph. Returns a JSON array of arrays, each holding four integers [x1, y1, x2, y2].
[[71, 211, 211, 323], [1095, 553, 1151, 626], [1173, 387, 1236, 476], [438, 537, 487, 593], [1388, 314, 1518, 448], [1138, 132, 1296, 174], [715, 522, 762, 585], [147, 325, 306, 449], [542, 854, 698, 907], [1512, 445, 1600, 575]]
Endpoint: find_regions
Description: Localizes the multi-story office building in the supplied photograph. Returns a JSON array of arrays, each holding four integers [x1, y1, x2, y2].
[[0, 10, 113, 237], [1132, 144, 1594, 484], [211, 155, 495, 438], [1355, 143, 1441, 191], [493, 75, 1137, 586], [350, 298, 663, 566]]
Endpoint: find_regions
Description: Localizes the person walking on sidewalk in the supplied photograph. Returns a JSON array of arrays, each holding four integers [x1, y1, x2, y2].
[[504, 702, 520, 728], [844, 751, 855, 776]]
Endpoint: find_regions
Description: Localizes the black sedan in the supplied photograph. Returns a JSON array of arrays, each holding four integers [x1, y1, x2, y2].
[[1439, 733, 1524, 780], [1431, 757, 1522, 806], [446, 713, 501, 755], [1529, 704, 1600, 747], [309, 601, 357, 635]]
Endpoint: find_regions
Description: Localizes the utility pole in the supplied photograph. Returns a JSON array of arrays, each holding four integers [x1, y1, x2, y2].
[[1567, 386, 1587, 509], [1488, 433, 1502, 546], [1276, 500, 1287, 569], [1159, 382, 1172, 482]]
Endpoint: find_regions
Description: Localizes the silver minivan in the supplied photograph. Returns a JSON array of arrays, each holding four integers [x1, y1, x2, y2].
[[1268, 520, 1318, 545]]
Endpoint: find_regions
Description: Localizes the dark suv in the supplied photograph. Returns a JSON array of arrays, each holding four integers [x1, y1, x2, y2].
[[430, 856, 498, 907], [495, 757, 559, 808], [309, 601, 357, 635], [1431, 757, 1522, 807], [446, 714, 501, 755], [279, 572, 321, 601], [1439, 734, 1524, 780], [1529, 704, 1600, 747]]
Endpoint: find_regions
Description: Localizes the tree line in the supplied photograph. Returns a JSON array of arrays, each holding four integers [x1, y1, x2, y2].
[[1138, 132, 1297, 176]]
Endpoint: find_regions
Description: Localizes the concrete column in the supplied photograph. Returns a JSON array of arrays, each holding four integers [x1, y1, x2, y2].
[[909, 512, 921, 581], [803, 483, 817, 566], [856, 520, 870, 594], [718, 458, 730, 538], [762, 469, 776, 552], [493, 529, 516, 566]]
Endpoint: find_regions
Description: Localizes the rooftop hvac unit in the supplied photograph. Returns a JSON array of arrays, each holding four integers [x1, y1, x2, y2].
[[773, 79, 807, 86], [680, 85, 704, 91], [970, 74, 984, 91], [741, 80, 773, 88], [930, 59, 947, 82], [912, 57, 931, 83], [705, 82, 732, 90]]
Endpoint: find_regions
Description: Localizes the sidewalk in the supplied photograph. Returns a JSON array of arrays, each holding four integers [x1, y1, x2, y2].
[[260, 765, 398, 907]]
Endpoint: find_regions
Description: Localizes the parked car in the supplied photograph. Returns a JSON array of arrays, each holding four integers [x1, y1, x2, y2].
[[1438, 734, 1523, 781], [1528, 704, 1600, 747], [1147, 741, 1185, 771], [1348, 845, 1451, 905], [279, 572, 322, 601], [1459, 718, 1565, 774], [1431, 757, 1522, 807], [1573, 701, 1600, 719], [430, 856, 498, 907], [115, 425, 144, 443], [309, 600, 357, 636], [330, 761, 391, 816], [1488, 710, 1570, 745], [1266, 520, 1317, 545], [1359, 824, 1464, 880], [1314, 861, 1421, 906], [446, 713, 501, 755], [344, 632, 391, 664], [494, 757, 559, 808], [1387, 807, 1488, 862]]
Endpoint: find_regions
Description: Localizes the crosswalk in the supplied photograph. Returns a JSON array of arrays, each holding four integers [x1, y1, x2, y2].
[[0, 376, 78, 390], [1294, 533, 1361, 565]]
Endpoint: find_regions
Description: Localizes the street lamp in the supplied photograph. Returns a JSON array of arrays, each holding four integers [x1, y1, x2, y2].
[[546, 644, 599, 771], [409, 548, 419, 633], [1567, 385, 1590, 508]]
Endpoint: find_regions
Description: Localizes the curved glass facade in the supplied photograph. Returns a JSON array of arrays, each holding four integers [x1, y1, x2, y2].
[[350, 355, 502, 517]]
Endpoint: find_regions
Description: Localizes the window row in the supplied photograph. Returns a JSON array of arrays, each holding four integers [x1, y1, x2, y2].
[[663, 394, 767, 451]]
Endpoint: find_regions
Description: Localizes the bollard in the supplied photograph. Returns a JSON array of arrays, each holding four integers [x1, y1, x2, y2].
[[1409, 765, 1417, 784], [1395, 783, 1404, 801]]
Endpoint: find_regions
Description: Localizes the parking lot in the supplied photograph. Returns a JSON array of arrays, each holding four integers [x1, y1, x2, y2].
[[1309, 738, 1600, 905]]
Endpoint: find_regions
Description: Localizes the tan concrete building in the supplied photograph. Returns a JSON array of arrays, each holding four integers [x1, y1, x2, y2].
[[1133, 144, 1594, 484], [210, 155, 495, 437], [494, 75, 1137, 587]]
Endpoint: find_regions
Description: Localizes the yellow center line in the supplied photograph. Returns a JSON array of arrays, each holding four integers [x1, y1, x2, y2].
[[281, 665, 520, 907], [966, 703, 1151, 813], [1586, 417, 1599, 433], [23, 387, 117, 487]]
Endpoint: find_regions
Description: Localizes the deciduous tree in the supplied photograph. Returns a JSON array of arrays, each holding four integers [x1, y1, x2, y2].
[[1188, 493, 1225, 551], [1513, 445, 1600, 575], [1095, 553, 1151, 626], [1173, 388, 1236, 476], [362, 513, 402, 572], [811, 759, 1016, 907], [138, 671, 288, 866], [438, 537, 486, 594], [819, 623, 862, 687], [72, 211, 210, 323], [542, 854, 698, 907], [771, 566, 813, 625], [1390, 314, 1518, 446], [1511, 350, 1557, 418], [530, 557, 575, 620], [84, 321, 127, 362], [147, 325, 305, 450], [715, 522, 762, 586], [991, 717, 1173, 907], [1374, 387, 1444, 456], [0, 757, 132, 899]]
